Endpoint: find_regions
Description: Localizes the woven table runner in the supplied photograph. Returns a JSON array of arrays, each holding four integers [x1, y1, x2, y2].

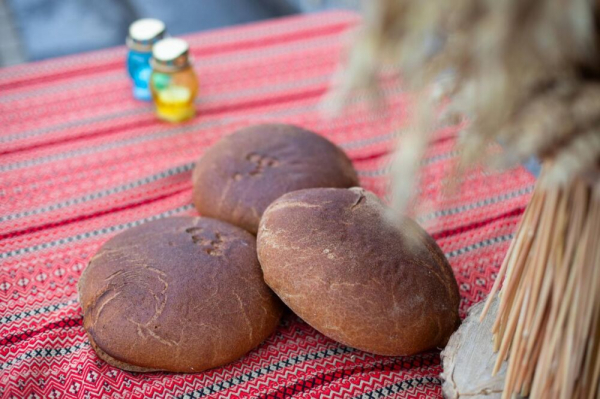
[[0, 11, 535, 398]]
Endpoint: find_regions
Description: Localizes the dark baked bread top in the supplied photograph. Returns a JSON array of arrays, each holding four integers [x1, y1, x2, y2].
[[257, 188, 460, 356], [192, 124, 359, 234], [78, 216, 283, 372]]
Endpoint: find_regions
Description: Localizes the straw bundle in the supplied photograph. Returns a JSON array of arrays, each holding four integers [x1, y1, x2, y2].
[[480, 171, 600, 398], [330, 0, 600, 397]]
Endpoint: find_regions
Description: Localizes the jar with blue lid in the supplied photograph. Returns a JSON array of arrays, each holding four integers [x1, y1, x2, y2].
[[126, 19, 166, 101]]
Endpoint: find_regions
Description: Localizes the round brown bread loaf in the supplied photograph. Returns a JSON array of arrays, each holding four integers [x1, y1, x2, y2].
[[257, 187, 460, 356], [78, 216, 283, 372], [192, 124, 359, 234]]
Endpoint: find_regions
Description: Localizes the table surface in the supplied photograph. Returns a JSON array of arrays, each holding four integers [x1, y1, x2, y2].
[[0, 11, 534, 399]]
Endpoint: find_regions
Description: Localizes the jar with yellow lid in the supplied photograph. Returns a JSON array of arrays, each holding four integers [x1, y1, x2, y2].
[[150, 38, 198, 122]]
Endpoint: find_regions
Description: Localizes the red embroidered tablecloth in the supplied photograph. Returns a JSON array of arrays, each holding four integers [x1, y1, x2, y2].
[[0, 11, 535, 399]]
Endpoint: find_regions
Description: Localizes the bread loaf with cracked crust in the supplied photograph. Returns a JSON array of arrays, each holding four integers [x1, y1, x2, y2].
[[78, 216, 283, 372], [192, 124, 359, 234], [257, 187, 460, 356]]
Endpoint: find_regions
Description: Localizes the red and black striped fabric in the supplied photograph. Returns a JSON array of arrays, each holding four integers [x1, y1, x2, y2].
[[0, 11, 534, 398]]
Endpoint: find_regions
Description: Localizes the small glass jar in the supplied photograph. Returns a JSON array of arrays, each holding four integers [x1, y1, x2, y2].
[[150, 38, 198, 123], [126, 19, 166, 101]]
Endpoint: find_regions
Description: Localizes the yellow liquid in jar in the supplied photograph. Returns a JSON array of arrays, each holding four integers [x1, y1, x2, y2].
[[151, 68, 198, 123], [155, 86, 195, 122]]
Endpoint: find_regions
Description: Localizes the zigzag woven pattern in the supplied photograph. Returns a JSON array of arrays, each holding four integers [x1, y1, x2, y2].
[[0, 11, 535, 398]]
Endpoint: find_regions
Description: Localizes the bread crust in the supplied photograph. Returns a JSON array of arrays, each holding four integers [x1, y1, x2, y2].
[[257, 187, 460, 356], [192, 124, 359, 234], [87, 333, 160, 373], [79, 216, 283, 372]]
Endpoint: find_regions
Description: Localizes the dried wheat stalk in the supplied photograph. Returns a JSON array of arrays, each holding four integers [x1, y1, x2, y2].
[[328, 0, 600, 209]]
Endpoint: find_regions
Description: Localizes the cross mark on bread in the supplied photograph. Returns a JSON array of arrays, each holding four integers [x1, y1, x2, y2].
[[232, 153, 279, 180], [185, 227, 226, 256]]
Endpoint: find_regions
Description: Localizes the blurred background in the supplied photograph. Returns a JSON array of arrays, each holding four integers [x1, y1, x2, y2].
[[0, 0, 359, 67]]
